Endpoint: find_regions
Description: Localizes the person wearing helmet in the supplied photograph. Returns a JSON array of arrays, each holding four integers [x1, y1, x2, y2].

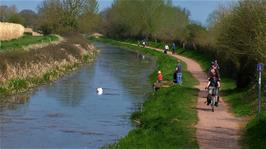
[[157, 70, 163, 83]]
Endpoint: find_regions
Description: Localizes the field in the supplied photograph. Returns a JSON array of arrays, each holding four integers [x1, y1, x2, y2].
[[0, 34, 58, 50], [0, 22, 25, 41]]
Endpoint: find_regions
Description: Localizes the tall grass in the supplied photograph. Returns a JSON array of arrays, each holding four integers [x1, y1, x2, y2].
[[0, 22, 25, 41], [0, 33, 97, 97]]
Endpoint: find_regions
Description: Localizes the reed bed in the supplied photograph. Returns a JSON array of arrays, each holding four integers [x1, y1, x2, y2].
[[0, 33, 97, 96], [0, 22, 25, 41]]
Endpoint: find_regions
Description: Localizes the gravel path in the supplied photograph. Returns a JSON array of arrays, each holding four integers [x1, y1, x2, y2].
[[126, 42, 242, 149]]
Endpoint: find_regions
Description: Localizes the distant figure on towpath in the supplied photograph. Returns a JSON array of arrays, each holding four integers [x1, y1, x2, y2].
[[176, 61, 182, 84], [172, 42, 176, 54], [164, 44, 169, 54]]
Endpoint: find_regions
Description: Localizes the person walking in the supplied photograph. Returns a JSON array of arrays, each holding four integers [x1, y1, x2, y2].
[[164, 44, 169, 54], [172, 42, 176, 54], [176, 61, 182, 84], [173, 69, 177, 83]]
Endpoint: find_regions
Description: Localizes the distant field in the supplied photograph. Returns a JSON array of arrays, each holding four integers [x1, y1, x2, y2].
[[0, 34, 58, 50]]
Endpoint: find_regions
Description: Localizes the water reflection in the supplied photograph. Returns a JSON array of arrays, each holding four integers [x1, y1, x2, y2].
[[0, 93, 30, 110], [0, 42, 155, 148], [44, 72, 88, 107]]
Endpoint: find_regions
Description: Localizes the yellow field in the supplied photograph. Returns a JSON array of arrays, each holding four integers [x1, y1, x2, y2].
[[0, 22, 25, 41]]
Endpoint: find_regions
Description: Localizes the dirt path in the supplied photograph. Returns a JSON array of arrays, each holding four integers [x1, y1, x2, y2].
[[124, 42, 242, 149], [154, 48, 242, 149]]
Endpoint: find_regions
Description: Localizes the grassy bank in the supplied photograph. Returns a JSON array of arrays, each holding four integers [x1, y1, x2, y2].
[[90, 37, 199, 149], [108, 37, 255, 117], [0, 33, 96, 99], [92, 37, 266, 149], [0, 34, 58, 50]]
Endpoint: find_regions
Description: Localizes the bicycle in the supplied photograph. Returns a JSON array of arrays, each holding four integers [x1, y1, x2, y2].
[[206, 86, 218, 112]]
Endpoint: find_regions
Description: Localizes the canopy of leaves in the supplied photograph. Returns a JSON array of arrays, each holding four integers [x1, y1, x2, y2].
[[38, 0, 100, 34], [102, 0, 189, 42]]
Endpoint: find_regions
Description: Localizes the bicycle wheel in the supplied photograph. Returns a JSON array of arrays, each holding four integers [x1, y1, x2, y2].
[[211, 97, 215, 112]]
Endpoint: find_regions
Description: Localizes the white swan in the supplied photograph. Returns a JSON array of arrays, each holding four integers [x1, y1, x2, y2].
[[97, 88, 103, 95]]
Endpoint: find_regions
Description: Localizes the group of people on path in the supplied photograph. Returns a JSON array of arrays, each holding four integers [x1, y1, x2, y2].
[[157, 59, 221, 107], [157, 60, 182, 85], [164, 43, 177, 54], [140, 39, 221, 107]]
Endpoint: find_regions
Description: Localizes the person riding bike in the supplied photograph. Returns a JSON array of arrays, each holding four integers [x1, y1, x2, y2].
[[208, 61, 221, 80], [206, 69, 220, 106]]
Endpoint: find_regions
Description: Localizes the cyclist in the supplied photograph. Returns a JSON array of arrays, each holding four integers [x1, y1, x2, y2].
[[208, 61, 221, 80], [206, 69, 220, 106]]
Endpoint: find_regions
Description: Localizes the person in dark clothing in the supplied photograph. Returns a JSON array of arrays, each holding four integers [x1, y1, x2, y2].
[[176, 61, 182, 84], [208, 62, 221, 81], [173, 69, 177, 83], [172, 43, 176, 54]]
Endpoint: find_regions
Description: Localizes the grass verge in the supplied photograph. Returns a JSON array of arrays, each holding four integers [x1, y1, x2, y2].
[[92, 37, 266, 149], [91, 37, 199, 149], [0, 34, 58, 50], [0, 33, 96, 100], [242, 111, 266, 149]]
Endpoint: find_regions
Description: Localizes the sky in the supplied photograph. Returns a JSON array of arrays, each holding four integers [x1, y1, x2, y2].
[[0, 0, 235, 25]]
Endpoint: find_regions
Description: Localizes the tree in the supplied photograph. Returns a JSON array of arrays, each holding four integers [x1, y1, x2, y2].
[[19, 9, 38, 28], [0, 5, 24, 24], [38, 0, 100, 34], [212, 0, 266, 87], [103, 0, 189, 41]]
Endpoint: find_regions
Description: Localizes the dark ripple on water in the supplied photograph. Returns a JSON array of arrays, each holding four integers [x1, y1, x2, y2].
[[60, 129, 104, 136]]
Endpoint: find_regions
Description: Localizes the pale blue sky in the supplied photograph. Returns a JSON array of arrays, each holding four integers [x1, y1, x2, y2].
[[0, 0, 235, 25]]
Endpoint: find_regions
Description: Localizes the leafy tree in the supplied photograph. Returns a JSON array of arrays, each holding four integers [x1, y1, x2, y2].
[[38, 0, 100, 34], [103, 0, 189, 42], [19, 9, 38, 28]]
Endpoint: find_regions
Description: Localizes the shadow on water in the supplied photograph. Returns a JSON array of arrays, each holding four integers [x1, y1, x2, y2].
[[0, 42, 155, 148]]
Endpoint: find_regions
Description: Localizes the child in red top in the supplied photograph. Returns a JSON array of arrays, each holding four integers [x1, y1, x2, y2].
[[157, 70, 163, 83]]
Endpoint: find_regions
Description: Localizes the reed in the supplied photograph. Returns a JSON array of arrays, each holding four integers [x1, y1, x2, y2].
[[0, 33, 97, 97], [0, 22, 25, 41]]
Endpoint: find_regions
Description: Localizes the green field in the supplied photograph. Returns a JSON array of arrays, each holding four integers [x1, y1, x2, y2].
[[0, 34, 58, 50]]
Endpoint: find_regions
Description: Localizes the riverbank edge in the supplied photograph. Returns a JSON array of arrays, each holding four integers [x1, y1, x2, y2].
[[90, 37, 199, 149], [100, 38, 266, 149], [0, 35, 98, 101]]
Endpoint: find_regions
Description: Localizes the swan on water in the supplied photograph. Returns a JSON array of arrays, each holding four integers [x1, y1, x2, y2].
[[97, 88, 103, 95]]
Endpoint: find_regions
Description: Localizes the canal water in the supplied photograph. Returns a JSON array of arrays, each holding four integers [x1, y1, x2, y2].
[[0, 42, 155, 148]]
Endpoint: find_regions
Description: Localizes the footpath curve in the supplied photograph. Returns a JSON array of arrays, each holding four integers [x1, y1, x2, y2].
[[152, 46, 241, 149], [123, 42, 242, 149]]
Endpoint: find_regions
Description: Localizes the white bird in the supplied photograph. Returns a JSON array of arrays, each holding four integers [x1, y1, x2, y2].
[[97, 88, 103, 95]]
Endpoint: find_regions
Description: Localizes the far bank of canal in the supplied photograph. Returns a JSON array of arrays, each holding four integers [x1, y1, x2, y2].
[[0, 42, 155, 148]]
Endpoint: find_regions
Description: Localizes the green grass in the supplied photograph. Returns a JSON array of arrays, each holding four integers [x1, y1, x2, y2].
[[119, 37, 255, 117], [243, 111, 266, 149], [91, 37, 199, 149], [0, 34, 58, 50], [92, 37, 266, 149]]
